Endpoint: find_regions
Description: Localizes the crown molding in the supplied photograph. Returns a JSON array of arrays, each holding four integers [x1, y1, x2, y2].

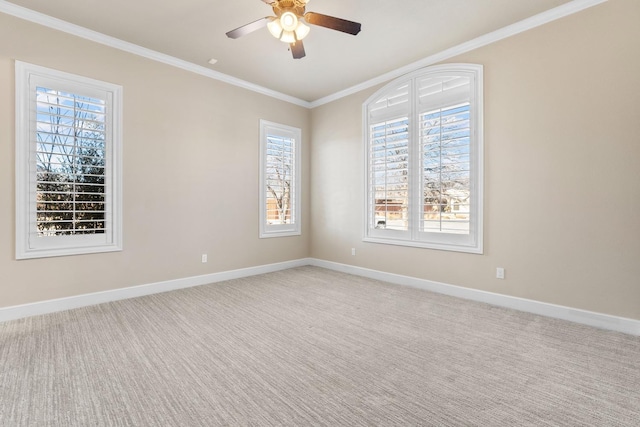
[[1, 0, 606, 109], [309, 0, 608, 108], [0, 0, 311, 108]]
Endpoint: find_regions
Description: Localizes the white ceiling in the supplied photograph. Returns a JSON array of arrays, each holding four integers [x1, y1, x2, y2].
[[4, 0, 583, 103]]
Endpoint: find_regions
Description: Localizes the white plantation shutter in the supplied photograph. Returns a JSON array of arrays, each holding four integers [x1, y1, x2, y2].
[[369, 117, 410, 232], [16, 62, 122, 259], [259, 120, 301, 238], [366, 80, 410, 238], [34, 87, 108, 236], [417, 75, 470, 110], [368, 82, 410, 121], [421, 102, 471, 234], [364, 64, 483, 253], [418, 74, 472, 236], [265, 133, 295, 225]]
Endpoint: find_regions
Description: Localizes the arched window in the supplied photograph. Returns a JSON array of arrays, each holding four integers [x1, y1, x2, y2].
[[363, 64, 483, 253]]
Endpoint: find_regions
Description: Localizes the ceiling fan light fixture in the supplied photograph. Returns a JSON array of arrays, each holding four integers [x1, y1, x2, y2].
[[267, 18, 283, 39], [280, 30, 296, 44], [294, 21, 310, 40], [280, 11, 298, 32], [226, 0, 361, 58]]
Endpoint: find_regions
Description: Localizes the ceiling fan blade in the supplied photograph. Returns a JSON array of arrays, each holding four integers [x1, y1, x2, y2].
[[226, 17, 271, 39], [261, 0, 275, 4], [290, 40, 306, 59], [304, 12, 361, 35]]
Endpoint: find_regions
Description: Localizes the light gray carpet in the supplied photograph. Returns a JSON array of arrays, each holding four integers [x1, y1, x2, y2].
[[1, 266, 639, 426]]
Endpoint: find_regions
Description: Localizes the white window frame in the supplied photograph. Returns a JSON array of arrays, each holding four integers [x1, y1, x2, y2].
[[15, 61, 123, 259], [259, 120, 301, 238], [363, 63, 483, 254]]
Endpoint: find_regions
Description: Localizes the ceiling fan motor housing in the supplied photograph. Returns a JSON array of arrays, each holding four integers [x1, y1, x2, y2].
[[272, 0, 307, 18]]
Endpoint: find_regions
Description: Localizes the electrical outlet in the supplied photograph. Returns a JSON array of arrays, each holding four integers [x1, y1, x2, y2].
[[496, 267, 505, 279], [201, 254, 208, 263], [351, 248, 356, 256]]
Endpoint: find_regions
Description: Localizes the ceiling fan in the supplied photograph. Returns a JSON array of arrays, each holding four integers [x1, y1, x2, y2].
[[226, 0, 362, 59]]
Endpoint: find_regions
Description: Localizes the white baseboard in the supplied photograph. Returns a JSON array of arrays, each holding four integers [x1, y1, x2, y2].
[[308, 259, 640, 336], [2, 257, 638, 336], [0, 258, 311, 323]]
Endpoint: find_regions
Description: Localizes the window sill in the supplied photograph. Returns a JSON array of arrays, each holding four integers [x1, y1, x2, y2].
[[363, 236, 483, 254]]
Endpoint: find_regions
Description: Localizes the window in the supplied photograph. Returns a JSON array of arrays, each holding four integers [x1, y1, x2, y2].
[[15, 62, 123, 259], [259, 120, 301, 238], [364, 64, 483, 253]]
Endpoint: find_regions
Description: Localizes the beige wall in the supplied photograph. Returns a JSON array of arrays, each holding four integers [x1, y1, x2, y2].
[[310, 0, 640, 320], [0, 14, 310, 307]]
